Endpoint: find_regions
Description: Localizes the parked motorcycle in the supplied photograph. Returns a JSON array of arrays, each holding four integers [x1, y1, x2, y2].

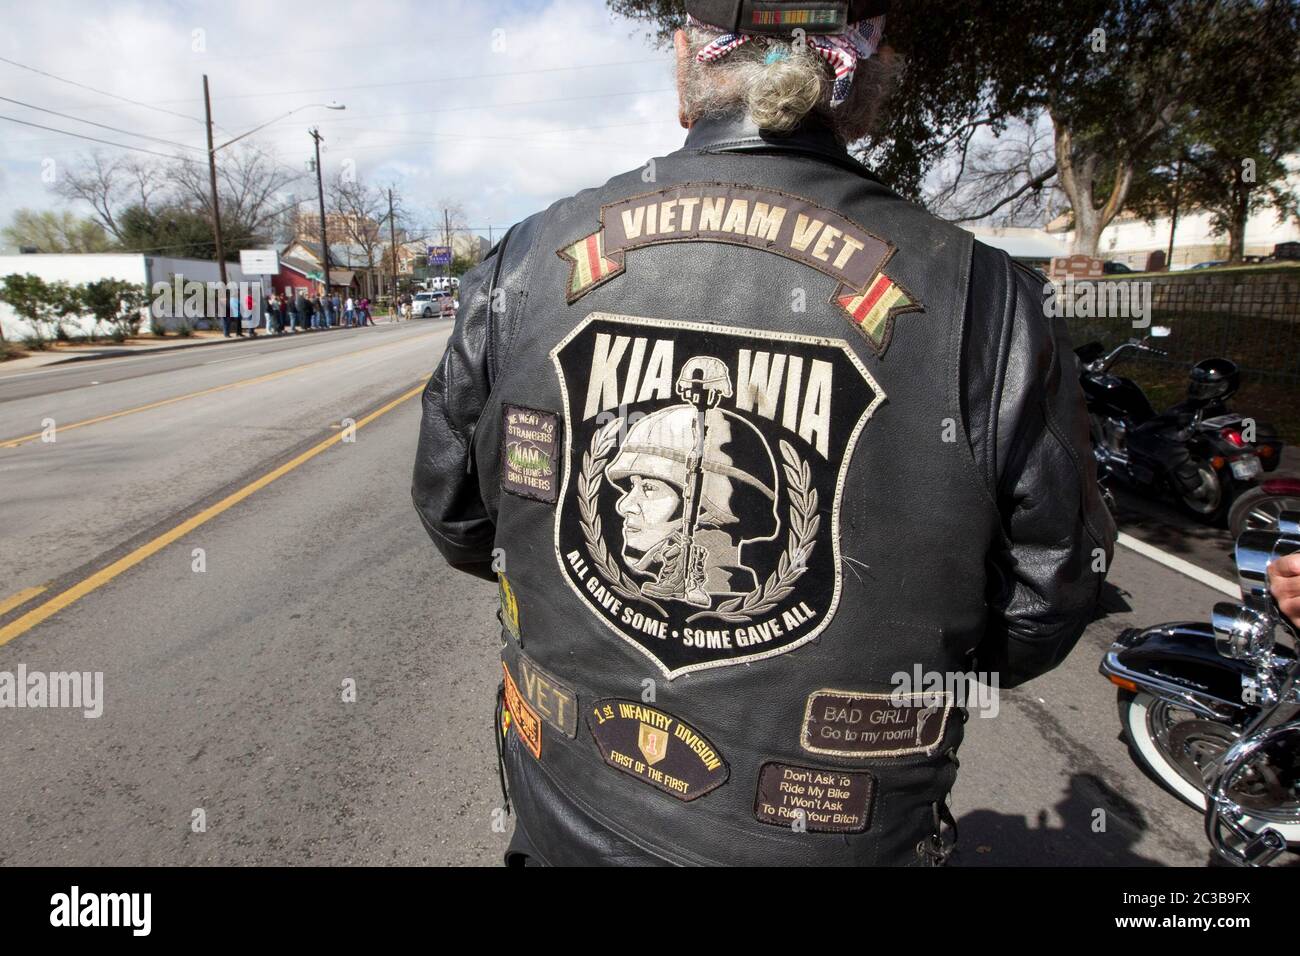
[[1100, 512, 1300, 865], [1075, 328, 1283, 525], [1229, 479, 1300, 539]]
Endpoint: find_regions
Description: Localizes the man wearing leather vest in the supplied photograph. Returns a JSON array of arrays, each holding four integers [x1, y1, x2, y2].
[[413, 0, 1116, 866]]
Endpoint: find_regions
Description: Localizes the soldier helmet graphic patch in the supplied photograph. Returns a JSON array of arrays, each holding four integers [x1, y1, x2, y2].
[[550, 313, 883, 678]]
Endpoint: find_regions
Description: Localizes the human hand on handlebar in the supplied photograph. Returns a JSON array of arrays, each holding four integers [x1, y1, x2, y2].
[[1269, 552, 1300, 629]]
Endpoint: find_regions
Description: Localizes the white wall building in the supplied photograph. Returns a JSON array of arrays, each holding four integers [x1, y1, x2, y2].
[[0, 253, 264, 339], [1067, 206, 1300, 270], [1051, 164, 1300, 269]]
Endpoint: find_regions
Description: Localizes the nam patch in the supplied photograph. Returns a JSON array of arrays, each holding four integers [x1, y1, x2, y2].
[[753, 762, 874, 833], [501, 404, 561, 503], [801, 689, 952, 758], [551, 312, 883, 679], [587, 699, 728, 801], [502, 661, 542, 759], [517, 653, 577, 738], [498, 573, 521, 643], [555, 183, 921, 356]]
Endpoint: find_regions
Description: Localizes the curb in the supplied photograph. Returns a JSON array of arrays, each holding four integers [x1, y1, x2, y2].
[[9, 322, 389, 370]]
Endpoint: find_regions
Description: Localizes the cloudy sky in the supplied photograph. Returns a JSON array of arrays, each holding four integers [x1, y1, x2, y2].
[[0, 0, 683, 243]]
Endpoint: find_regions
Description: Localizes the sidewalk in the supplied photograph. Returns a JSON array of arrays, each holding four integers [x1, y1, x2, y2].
[[0, 317, 398, 376]]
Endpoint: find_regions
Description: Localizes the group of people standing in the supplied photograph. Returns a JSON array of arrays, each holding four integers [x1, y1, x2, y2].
[[255, 291, 373, 336]]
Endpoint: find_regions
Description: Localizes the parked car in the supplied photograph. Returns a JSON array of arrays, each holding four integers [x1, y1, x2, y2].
[[1189, 260, 1226, 270], [413, 290, 456, 318], [1102, 260, 1136, 274]]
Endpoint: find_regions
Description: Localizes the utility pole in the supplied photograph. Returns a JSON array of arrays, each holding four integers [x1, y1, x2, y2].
[[203, 75, 227, 287], [443, 208, 451, 282], [309, 127, 331, 297], [388, 188, 398, 308], [1166, 159, 1183, 271]]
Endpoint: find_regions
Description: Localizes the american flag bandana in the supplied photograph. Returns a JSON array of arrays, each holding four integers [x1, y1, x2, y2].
[[690, 13, 885, 107]]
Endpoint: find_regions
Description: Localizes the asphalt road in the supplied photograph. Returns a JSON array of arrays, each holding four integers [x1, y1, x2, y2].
[[0, 321, 1286, 866]]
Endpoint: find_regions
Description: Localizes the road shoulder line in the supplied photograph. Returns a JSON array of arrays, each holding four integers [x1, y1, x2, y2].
[[1116, 531, 1239, 597]]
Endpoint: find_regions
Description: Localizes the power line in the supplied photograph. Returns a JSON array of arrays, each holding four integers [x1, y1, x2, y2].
[[151, 58, 674, 104], [0, 54, 205, 125], [0, 115, 199, 162], [324, 123, 679, 156], [247, 86, 676, 128], [0, 96, 206, 153]]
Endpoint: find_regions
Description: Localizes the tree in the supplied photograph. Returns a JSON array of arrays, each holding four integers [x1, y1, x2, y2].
[[1169, 10, 1299, 262], [53, 144, 301, 258], [0, 273, 79, 345], [52, 153, 163, 242], [168, 145, 302, 257], [327, 172, 388, 296], [608, 0, 1294, 255], [116, 203, 222, 259], [2, 209, 113, 253], [81, 277, 150, 341]]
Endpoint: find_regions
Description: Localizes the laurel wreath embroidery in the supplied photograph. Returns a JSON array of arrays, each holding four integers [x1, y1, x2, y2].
[[578, 417, 668, 616], [687, 439, 818, 624]]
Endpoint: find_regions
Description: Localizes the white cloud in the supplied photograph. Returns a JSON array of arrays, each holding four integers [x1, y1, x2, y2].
[[0, 0, 681, 241]]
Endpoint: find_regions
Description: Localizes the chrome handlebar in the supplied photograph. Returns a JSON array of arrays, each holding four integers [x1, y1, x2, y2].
[[1087, 339, 1167, 374], [1204, 511, 1300, 865]]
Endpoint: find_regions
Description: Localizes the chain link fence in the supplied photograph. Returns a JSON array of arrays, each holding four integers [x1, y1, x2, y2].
[[1063, 270, 1300, 444]]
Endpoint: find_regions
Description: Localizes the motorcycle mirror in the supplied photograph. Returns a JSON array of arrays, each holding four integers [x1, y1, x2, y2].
[[1150, 325, 1171, 338], [1212, 602, 1276, 660]]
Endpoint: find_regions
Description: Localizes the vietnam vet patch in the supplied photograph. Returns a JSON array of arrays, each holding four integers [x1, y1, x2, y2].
[[555, 183, 922, 356], [551, 312, 883, 679], [517, 653, 578, 738], [501, 404, 561, 503], [801, 689, 953, 758], [753, 762, 874, 833], [587, 699, 729, 801], [502, 661, 542, 758]]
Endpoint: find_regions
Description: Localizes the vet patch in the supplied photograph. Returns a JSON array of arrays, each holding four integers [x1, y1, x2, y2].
[[498, 574, 521, 643], [502, 662, 542, 758], [517, 653, 578, 738], [500, 404, 560, 503], [802, 689, 952, 758], [555, 183, 922, 355], [753, 762, 874, 833], [550, 312, 883, 678], [587, 699, 729, 801]]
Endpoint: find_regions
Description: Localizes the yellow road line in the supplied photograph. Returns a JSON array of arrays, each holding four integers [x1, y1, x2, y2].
[[0, 333, 438, 449], [0, 379, 429, 647], [0, 585, 47, 616]]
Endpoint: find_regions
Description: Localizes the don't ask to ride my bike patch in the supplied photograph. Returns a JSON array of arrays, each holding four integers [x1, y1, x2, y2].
[[550, 312, 883, 678]]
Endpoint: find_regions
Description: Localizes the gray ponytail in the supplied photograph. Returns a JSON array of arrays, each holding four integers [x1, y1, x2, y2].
[[679, 26, 899, 144], [746, 50, 826, 133]]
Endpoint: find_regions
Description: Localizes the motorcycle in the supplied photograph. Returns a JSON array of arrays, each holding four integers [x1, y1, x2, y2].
[[1075, 327, 1283, 525], [1229, 478, 1300, 539], [1100, 512, 1300, 865]]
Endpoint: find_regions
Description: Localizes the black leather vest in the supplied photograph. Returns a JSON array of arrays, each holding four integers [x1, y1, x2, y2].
[[481, 114, 999, 865]]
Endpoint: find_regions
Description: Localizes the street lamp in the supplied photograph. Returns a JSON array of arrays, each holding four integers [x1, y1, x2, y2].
[[201, 76, 345, 287]]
